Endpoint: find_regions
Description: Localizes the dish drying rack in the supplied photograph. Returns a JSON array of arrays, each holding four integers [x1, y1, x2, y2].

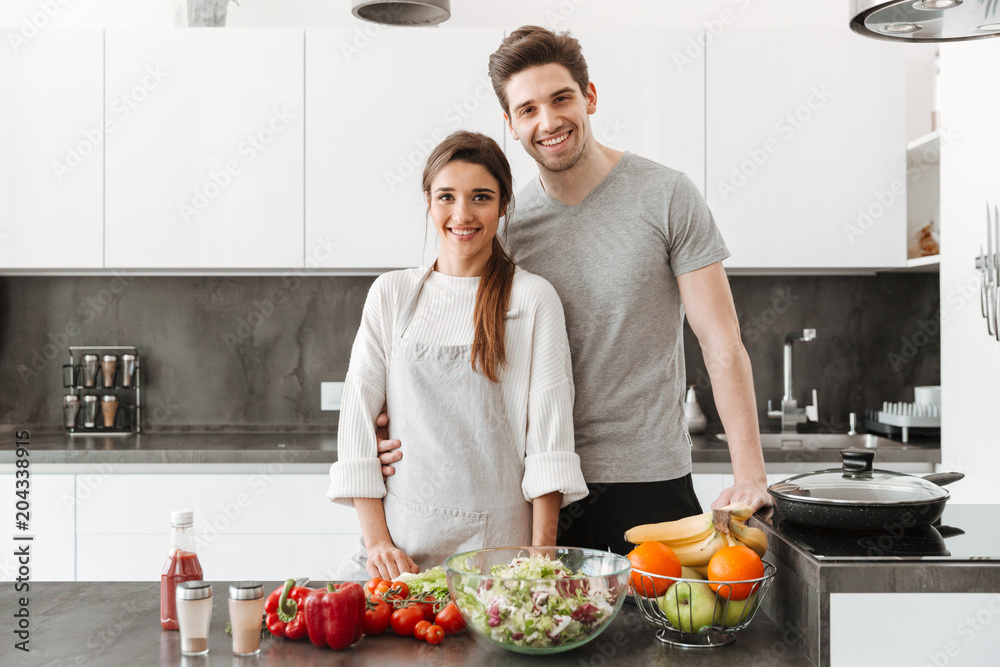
[[864, 386, 940, 444], [875, 402, 940, 443]]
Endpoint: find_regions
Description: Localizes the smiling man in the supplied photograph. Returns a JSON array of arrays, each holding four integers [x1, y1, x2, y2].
[[483, 26, 771, 554]]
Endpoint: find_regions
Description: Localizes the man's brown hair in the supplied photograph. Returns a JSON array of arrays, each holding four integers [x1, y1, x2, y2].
[[488, 25, 590, 116]]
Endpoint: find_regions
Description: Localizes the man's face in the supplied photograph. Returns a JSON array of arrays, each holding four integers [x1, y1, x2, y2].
[[503, 63, 597, 174]]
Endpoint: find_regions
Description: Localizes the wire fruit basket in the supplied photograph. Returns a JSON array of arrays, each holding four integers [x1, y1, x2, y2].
[[630, 562, 777, 648]]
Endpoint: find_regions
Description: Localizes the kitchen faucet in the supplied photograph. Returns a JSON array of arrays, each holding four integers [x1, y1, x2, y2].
[[767, 329, 817, 432]]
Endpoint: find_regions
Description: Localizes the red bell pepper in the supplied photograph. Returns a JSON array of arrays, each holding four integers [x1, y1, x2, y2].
[[303, 582, 365, 650], [264, 579, 312, 640]]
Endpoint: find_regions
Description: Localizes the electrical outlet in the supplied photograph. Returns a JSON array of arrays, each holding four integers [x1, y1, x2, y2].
[[321, 382, 345, 411]]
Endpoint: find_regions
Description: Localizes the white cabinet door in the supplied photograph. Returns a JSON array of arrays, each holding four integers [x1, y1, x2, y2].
[[706, 27, 906, 269], [78, 534, 359, 582], [104, 29, 304, 269], [692, 474, 724, 513], [305, 28, 506, 269], [0, 474, 76, 581], [75, 474, 360, 581], [506, 27, 706, 197], [0, 28, 103, 269]]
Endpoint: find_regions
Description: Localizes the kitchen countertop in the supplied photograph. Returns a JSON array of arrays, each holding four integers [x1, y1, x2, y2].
[[0, 581, 812, 666], [0, 429, 940, 466]]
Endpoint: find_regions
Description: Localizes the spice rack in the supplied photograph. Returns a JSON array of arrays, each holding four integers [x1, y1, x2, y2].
[[63, 345, 141, 436]]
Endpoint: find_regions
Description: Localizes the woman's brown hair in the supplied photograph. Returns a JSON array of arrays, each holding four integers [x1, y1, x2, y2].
[[422, 131, 515, 383]]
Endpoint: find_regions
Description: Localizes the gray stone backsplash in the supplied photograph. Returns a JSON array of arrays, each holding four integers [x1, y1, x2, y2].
[[0, 272, 938, 431]]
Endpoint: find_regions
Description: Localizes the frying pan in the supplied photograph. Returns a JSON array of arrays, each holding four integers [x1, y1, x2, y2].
[[767, 449, 964, 532]]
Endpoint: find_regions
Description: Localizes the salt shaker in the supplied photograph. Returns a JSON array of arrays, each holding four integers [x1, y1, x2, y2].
[[228, 582, 265, 656], [176, 581, 212, 656]]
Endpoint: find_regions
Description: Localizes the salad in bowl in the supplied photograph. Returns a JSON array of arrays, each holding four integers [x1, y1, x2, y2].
[[444, 547, 631, 654]]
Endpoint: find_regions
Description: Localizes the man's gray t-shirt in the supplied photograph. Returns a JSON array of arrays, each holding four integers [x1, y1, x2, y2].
[[506, 152, 730, 484]]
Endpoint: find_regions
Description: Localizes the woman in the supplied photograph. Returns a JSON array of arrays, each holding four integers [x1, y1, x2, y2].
[[328, 131, 587, 580]]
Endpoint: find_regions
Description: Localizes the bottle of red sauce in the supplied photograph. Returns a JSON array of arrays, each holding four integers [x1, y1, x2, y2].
[[160, 510, 204, 630]]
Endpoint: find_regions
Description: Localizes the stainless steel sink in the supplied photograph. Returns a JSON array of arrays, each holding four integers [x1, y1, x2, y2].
[[711, 432, 891, 450]]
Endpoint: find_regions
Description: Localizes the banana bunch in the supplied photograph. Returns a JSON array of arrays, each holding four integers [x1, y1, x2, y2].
[[624, 502, 768, 568]]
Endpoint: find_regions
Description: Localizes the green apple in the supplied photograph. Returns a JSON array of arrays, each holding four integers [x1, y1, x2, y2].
[[680, 566, 704, 580], [717, 592, 760, 627], [657, 581, 720, 632]]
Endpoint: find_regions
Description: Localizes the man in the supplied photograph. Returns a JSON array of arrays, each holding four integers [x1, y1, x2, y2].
[[379, 26, 770, 555]]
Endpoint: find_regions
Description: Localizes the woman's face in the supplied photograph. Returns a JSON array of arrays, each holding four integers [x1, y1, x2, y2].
[[427, 160, 504, 276]]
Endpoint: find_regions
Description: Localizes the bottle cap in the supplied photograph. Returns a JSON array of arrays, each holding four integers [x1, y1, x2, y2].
[[171, 509, 194, 526], [176, 581, 212, 600], [229, 581, 264, 600]]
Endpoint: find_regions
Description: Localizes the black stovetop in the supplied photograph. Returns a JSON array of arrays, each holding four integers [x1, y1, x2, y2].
[[763, 504, 1000, 561]]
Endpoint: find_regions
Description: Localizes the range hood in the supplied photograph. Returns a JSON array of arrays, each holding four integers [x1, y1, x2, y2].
[[352, 0, 450, 26], [850, 0, 1000, 41]]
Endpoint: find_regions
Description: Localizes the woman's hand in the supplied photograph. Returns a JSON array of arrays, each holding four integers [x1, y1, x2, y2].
[[365, 540, 419, 580]]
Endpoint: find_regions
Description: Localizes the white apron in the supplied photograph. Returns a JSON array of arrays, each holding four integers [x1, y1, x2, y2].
[[338, 267, 532, 580]]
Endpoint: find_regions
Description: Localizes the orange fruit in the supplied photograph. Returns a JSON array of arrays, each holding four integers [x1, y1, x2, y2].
[[627, 542, 681, 597], [707, 545, 764, 600]]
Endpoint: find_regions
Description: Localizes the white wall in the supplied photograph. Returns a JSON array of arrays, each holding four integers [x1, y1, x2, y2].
[[938, 41, 1000, 504]]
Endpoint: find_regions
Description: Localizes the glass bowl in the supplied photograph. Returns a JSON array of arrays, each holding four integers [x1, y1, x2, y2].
[[629, 561, 777, 648], [444, 546, 631, 655]]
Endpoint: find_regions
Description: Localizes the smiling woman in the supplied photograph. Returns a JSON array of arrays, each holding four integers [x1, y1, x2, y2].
[[422, 132, 515, 382], [327, 131, 588, 581]]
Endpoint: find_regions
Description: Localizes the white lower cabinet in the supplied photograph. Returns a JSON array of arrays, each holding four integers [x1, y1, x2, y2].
[[75, 474, 360, 581], [0, 474, 76, 581], [77, 533, 359, 582], [691, 474, 724, 513]]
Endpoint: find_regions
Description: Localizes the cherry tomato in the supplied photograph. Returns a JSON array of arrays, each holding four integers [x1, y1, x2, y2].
[[418, 596, 437, 622], [413, 620, 432, 641], [364, 577, 387, 596], [390, 606, 425, 637], [362, 597, 392, 636], [425, 624, 445, 645], [374, 580, 410, 601], [434, 601, 466, 635]]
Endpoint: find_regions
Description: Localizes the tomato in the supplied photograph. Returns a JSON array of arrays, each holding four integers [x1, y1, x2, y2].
[[374, 580, 410, 601], [362, 597, 391, 636], [365, 577, 385, 595], [413, 620, 432, 641], [434, 602, 466, 635], [364, 578, 387, 596], [425, 625, 444, 645], [417, 596, 437, 622], [390, 606, 425, 637]]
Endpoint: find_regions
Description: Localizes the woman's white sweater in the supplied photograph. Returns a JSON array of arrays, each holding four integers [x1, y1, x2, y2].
[[328, 266, 588, 507]]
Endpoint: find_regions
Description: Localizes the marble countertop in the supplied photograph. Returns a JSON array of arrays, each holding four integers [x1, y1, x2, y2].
[[0, 429, 940, 466], [0, 581, 813, 666]]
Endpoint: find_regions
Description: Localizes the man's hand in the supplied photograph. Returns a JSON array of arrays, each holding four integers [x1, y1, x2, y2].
[[365, 540, 419, 580], [712, 482, 772, 514], [374, 410, 401, 476]]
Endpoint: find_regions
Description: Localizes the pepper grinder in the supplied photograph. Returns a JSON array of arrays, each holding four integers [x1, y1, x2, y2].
[[81, 354, 99, 388]]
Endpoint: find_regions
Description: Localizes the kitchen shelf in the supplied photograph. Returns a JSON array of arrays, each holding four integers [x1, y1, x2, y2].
[[906, 130, 941, 267], [905, 254, 940, 271], [906, 129, 940, 156]]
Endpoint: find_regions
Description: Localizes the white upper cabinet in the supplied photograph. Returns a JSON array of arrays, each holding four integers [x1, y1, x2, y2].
[[104, 29, 304, 269], [305, 28, 506, 270], [505, 27, 706, 197], [706, 26, 907, 269], [0, 28, 103, 269]]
